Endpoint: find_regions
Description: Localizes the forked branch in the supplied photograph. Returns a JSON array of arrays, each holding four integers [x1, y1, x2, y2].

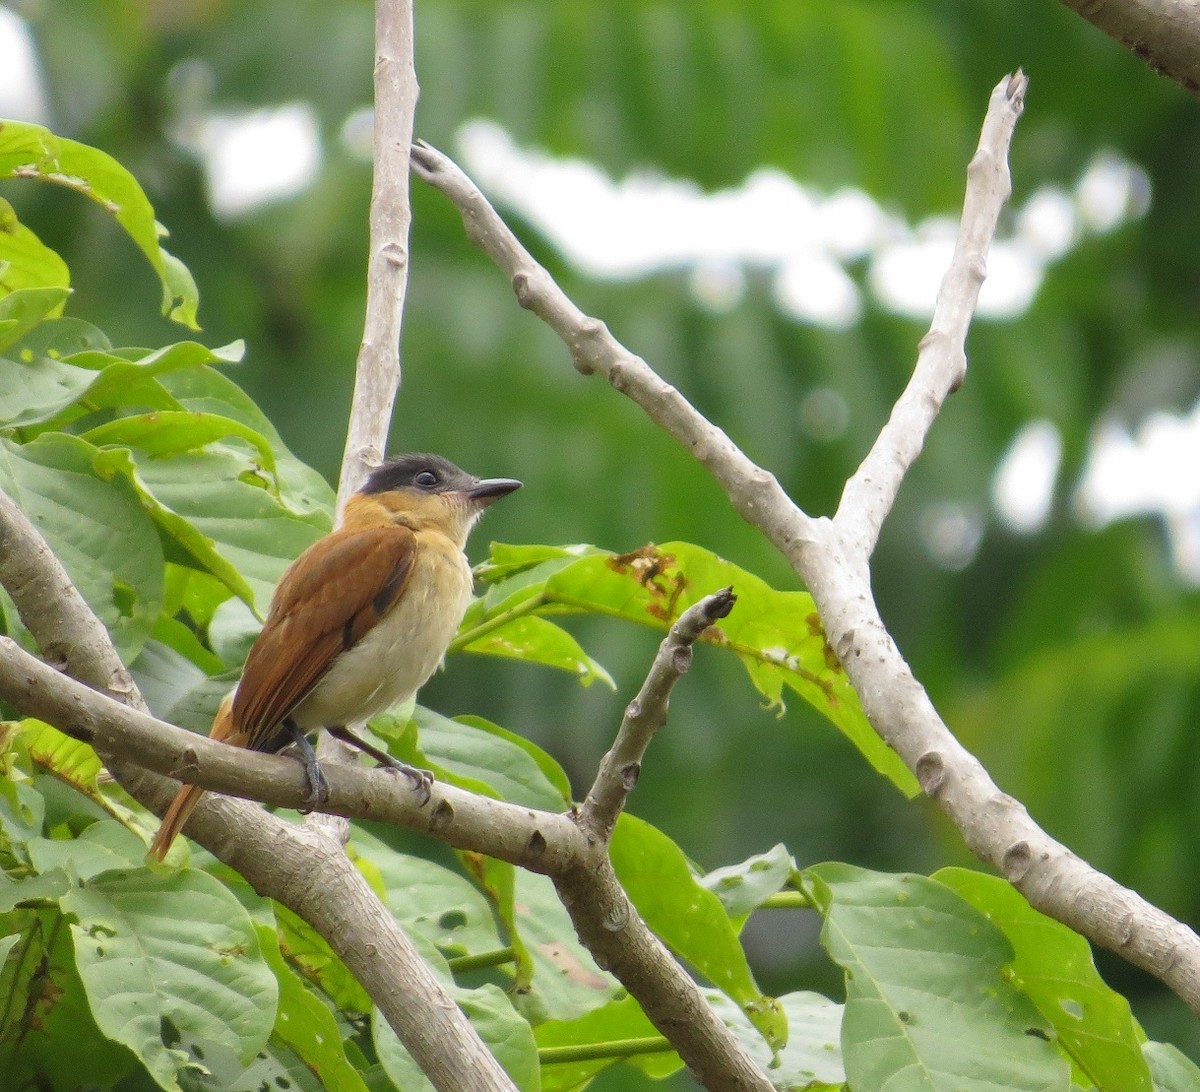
[[413, 72, 1200, 1015]]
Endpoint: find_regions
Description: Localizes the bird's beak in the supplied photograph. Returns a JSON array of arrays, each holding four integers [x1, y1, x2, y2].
[[466, 477, 522, 506]]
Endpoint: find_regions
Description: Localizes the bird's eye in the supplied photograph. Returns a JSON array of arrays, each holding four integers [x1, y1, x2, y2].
[[414, 470, 439, 489]]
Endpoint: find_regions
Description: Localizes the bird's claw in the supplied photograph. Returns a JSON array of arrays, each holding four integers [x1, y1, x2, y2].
[[297, 762, 331, 814], [383, 759, 434, 806]]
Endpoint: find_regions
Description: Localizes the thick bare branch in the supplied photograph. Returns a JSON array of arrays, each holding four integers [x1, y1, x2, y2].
[[336, 0, 420, 505], [580, 588, 736, 840], [835, 72, 1026, 561], [415, 74, 1200, 1015], [1059, 0, 1200, 98], [0, 630, 774, 1089]]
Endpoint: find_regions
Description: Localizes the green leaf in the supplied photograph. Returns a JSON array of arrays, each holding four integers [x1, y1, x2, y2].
[[936, 867, 1152, 1091], [28, 819, 147, 881], [0, 348, 99, 429], [0, 336, 240, 433], [1144, 1041, 1200, 1091], [0, 118, 200, 327], [0, 905, 138, 1091], [699, 843, 798, 928], [476, 541, 919, 797], [256, 922, 369, 1092], [274, 900, 373, 1015], [373, 982, 540, 1092], [83, 409, 278, 473], [704, 988, 846, 1089], [803, 862, 1071, 1092], [0, 196, 69, 298], [0, 285, 72, 352], [459, 611, 615, 687], [96, 442, 326, 615], [609, 813, 785, 1051], [0, 433, 164, 662], [411, 707, 573, 811], [62, 867, 277, 1091], [350, 827, 503, 960], [131, 638, 232, 735], [509, 868, 617, 1022]]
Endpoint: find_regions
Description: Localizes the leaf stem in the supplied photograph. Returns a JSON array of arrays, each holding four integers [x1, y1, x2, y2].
[[538, 1036, 675, 1064], [446, 946, 517, 973], [449, 591, 549, 653]]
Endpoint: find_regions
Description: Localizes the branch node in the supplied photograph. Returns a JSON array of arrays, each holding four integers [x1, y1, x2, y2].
[[512, 270, 534, 306], [429, 798, 454, 831], [526, 828, 547, 858], [1002, 840, 1033, 882], [381, 241, 408, 268], [620, 763, 640, 792], [914, 751, 946, 796]]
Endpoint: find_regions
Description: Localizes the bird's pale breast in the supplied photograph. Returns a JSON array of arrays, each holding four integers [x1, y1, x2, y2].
[[289, 533, 473, 730]]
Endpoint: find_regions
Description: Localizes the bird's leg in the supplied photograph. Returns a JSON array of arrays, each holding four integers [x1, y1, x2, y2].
[[285, 718, 331, 811], [326, 724, 434, 806]]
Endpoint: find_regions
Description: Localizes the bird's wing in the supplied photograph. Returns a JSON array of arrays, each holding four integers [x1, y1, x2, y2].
[[232, 524, 417, 749]]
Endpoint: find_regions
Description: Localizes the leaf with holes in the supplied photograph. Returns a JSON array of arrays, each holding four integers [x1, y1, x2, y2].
[[803, 863, 1071, 1091], [62, 867, 277, 1092]]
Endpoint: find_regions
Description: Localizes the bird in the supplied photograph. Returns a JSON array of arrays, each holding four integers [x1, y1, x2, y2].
[[149, 452, 521, 861]]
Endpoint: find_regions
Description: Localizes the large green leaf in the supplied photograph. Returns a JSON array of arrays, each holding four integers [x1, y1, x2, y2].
[[350, 827, 503, 961], [699, 843, 798, 929], [0, 334, 240, 436], [62, 866, 277, 1091], [256, 922, 369, 1092], [0, 118, 199, 327], [803, 863, 1071, 1091], [610, 812, 785, 1051], [409, 706, 573, 811], [471, 541, 919, 796], [0, 433, 164, 662], [936, 867, 1151, 1091], [1144, 1041, 1200, 1091], [704, 988, 846, 1089], [507, 867, 617, 1022], [0, 903, 137, 1091]]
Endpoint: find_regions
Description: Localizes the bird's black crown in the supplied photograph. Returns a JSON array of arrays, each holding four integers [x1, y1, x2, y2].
[[361, 453, 472, 495]]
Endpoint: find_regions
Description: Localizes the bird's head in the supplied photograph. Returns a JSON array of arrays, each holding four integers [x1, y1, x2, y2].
[[345, 453, 522, 546]]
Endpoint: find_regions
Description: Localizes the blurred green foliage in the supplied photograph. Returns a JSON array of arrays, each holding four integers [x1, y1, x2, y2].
[[5, 0, 1200, 1077]]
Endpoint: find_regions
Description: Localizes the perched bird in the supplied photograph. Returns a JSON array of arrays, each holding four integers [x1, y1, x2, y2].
[[149, 453, 521, 861]]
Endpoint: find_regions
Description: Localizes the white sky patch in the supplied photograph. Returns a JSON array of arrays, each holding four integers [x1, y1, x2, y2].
[[180, 103, 322, 220], [993, 420, 1063, 533], [455, 119, 1148, 330], [0, 9, 48, 124], [1076, 404, 1200, 581]]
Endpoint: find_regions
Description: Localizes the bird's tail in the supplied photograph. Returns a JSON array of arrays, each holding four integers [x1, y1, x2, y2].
[[148, 693, 236, 862], [148, 781, 207, 861]]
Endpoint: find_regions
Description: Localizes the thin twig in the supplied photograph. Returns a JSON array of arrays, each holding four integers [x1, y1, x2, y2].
[[836, 71, 1027, 561], [580, 588, 736, 840], [413, 74, 1200, 1015]]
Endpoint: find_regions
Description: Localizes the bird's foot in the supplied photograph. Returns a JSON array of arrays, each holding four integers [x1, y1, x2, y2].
[[381, 758, 435, 806], [297, 760, 331, 814]]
